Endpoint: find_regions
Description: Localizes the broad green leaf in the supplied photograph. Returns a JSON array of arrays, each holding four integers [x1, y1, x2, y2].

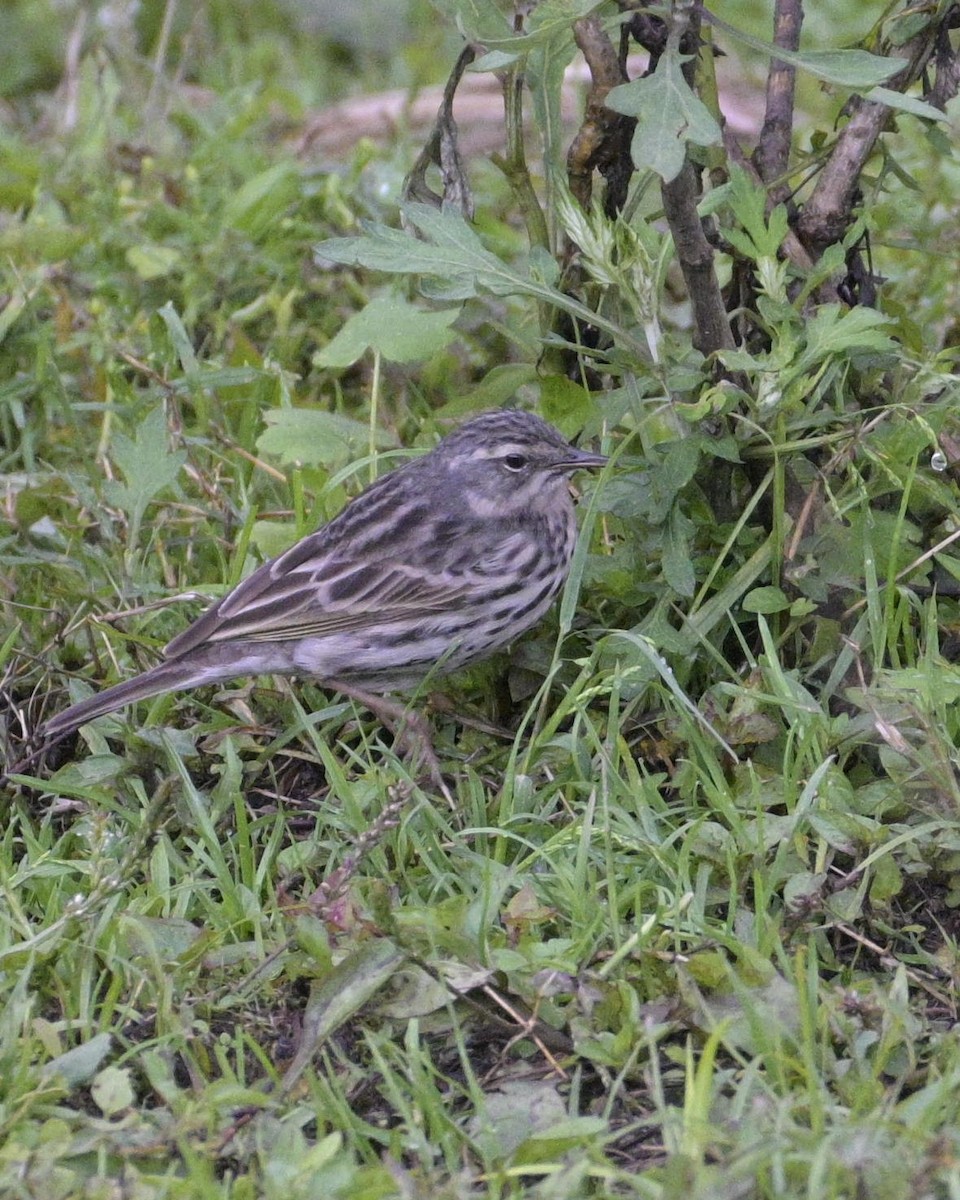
[[495, 0, 606, 51], [317, 204, 648, 358], [793, 306, 897, 374], [0, 222, 85, 260], [528, 38, 578, 181], [771, 48, 905, 88], [743, 586, 791, 614], [440, 361, 539, 415], [869, 852, 903, 902], [468, 1079, 567, 1159], [41, 1032, 114, 1087], [126, 243, 181, 280], [314, 295, 460, 367], [472, 49, 521, 70], [282, 939, 406, 1089], [539, 375, 593, 434], [605, 50, 721, 182], [706, 13, 906, 87], [525, 0, 606, 40], [317, 208, 493, 297], [250, 518, 300, 560], [597, 437, 699, 525], [118, 914, 204, 959], [257, 408, 396, 466], [432, 0, 603, 51], [91, 1065, 135, 1117], [864, 87, 948, 121], [427, 0, 512, 42], [655, 437, 702, 515], [719, 168, 791, 259]]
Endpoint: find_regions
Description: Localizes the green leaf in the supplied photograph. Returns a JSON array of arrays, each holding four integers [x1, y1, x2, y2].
[[91, 1065, 135, 1117], [605, 49, 721, 182], [501, 0, 606, 51], [793, 306, 897, 374], [864, 87, 948, 121], [316, 204, 648, 359], [426, 0, 513, 43], [743, 586, 791, 614], [250, 518, 300, 560], [431, 0, 604, 51], [119, 914, 204, 959], [719, 168, 791, 259], [705, 13, 906, 87], [156, 301, 198, 373], [317, 205, 503, 297], [663, 506, 695, 596], [221, 161, 301, 239], [314, 295, 460, 367], [438, 362, 539, 416], [528, 36, 577, 171], [102, 406, 186, 540], [282, 939, 406, 1090], [655, 437, 702, 515], [869, 852, 903, 902], [539, 375, 593, 434], [126, 243, 181, 281], [257, 408, 397, 467], [41, 1032, 113, 1087], [598, 437, 699, 525], [771, 48, 905, 88]]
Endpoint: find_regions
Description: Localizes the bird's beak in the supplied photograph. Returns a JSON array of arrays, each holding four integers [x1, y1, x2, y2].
[[557, 446, 608, 472]]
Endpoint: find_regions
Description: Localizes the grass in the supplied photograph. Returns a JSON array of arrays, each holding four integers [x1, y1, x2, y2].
[[3, 2, 960, 1198]]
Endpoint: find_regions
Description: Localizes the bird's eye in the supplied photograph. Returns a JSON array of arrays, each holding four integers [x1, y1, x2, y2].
[[503, 453, 527, 471]]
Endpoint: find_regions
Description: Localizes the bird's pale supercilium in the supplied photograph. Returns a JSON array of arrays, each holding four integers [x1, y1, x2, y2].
[[38, 409, 607, 748]]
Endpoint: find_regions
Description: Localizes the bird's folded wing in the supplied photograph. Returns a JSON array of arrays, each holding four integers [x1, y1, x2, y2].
[[163, 549, 473, 657]]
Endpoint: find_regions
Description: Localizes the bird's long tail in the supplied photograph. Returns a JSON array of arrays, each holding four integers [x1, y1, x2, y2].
[[34, 637, 301, 748], [3, 643, 300, 782], [2, 658, 207, 782], [38, 657, 210, 742]]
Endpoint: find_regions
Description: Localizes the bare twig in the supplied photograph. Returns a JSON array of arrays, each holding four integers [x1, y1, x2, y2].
[[566, 13, 632, 212], [753, 0, 802, 203], [660, 2, 734, 356], [796, 21, 943, 255], [925, 7, 960, 111], [403, 44, 477, 218], [490, 12, 549, 256]]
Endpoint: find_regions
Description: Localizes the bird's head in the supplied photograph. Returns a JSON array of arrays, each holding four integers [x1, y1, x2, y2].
[[434, 409, 607, 518]]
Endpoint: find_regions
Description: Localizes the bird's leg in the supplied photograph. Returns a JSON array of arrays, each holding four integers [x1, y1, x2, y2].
[[326, 679, 454, 804]]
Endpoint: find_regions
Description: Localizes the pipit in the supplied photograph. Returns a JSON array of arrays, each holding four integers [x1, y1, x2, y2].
[[31, 409, 607, 780]]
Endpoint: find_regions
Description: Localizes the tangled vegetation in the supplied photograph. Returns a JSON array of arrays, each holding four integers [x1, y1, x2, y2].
[[2, 1, 960, 1196]]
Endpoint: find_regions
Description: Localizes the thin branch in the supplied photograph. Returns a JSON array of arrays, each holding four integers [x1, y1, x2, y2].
[[925, 5, 960, 112], [491, 60, 550, 253], [659, 1, 734, 355], [663, 161, 735, 354], [566, 13, 632, 212], [403, 44, 477, 217], [753, 0, 802, 203], [796, 20, 942, 255]]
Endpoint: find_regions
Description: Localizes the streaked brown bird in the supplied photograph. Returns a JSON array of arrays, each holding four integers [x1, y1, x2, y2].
[[35, 409, 606, 769]]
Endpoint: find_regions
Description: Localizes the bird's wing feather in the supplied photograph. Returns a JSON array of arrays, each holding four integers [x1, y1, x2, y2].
[[164, 529, 478, 658]]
